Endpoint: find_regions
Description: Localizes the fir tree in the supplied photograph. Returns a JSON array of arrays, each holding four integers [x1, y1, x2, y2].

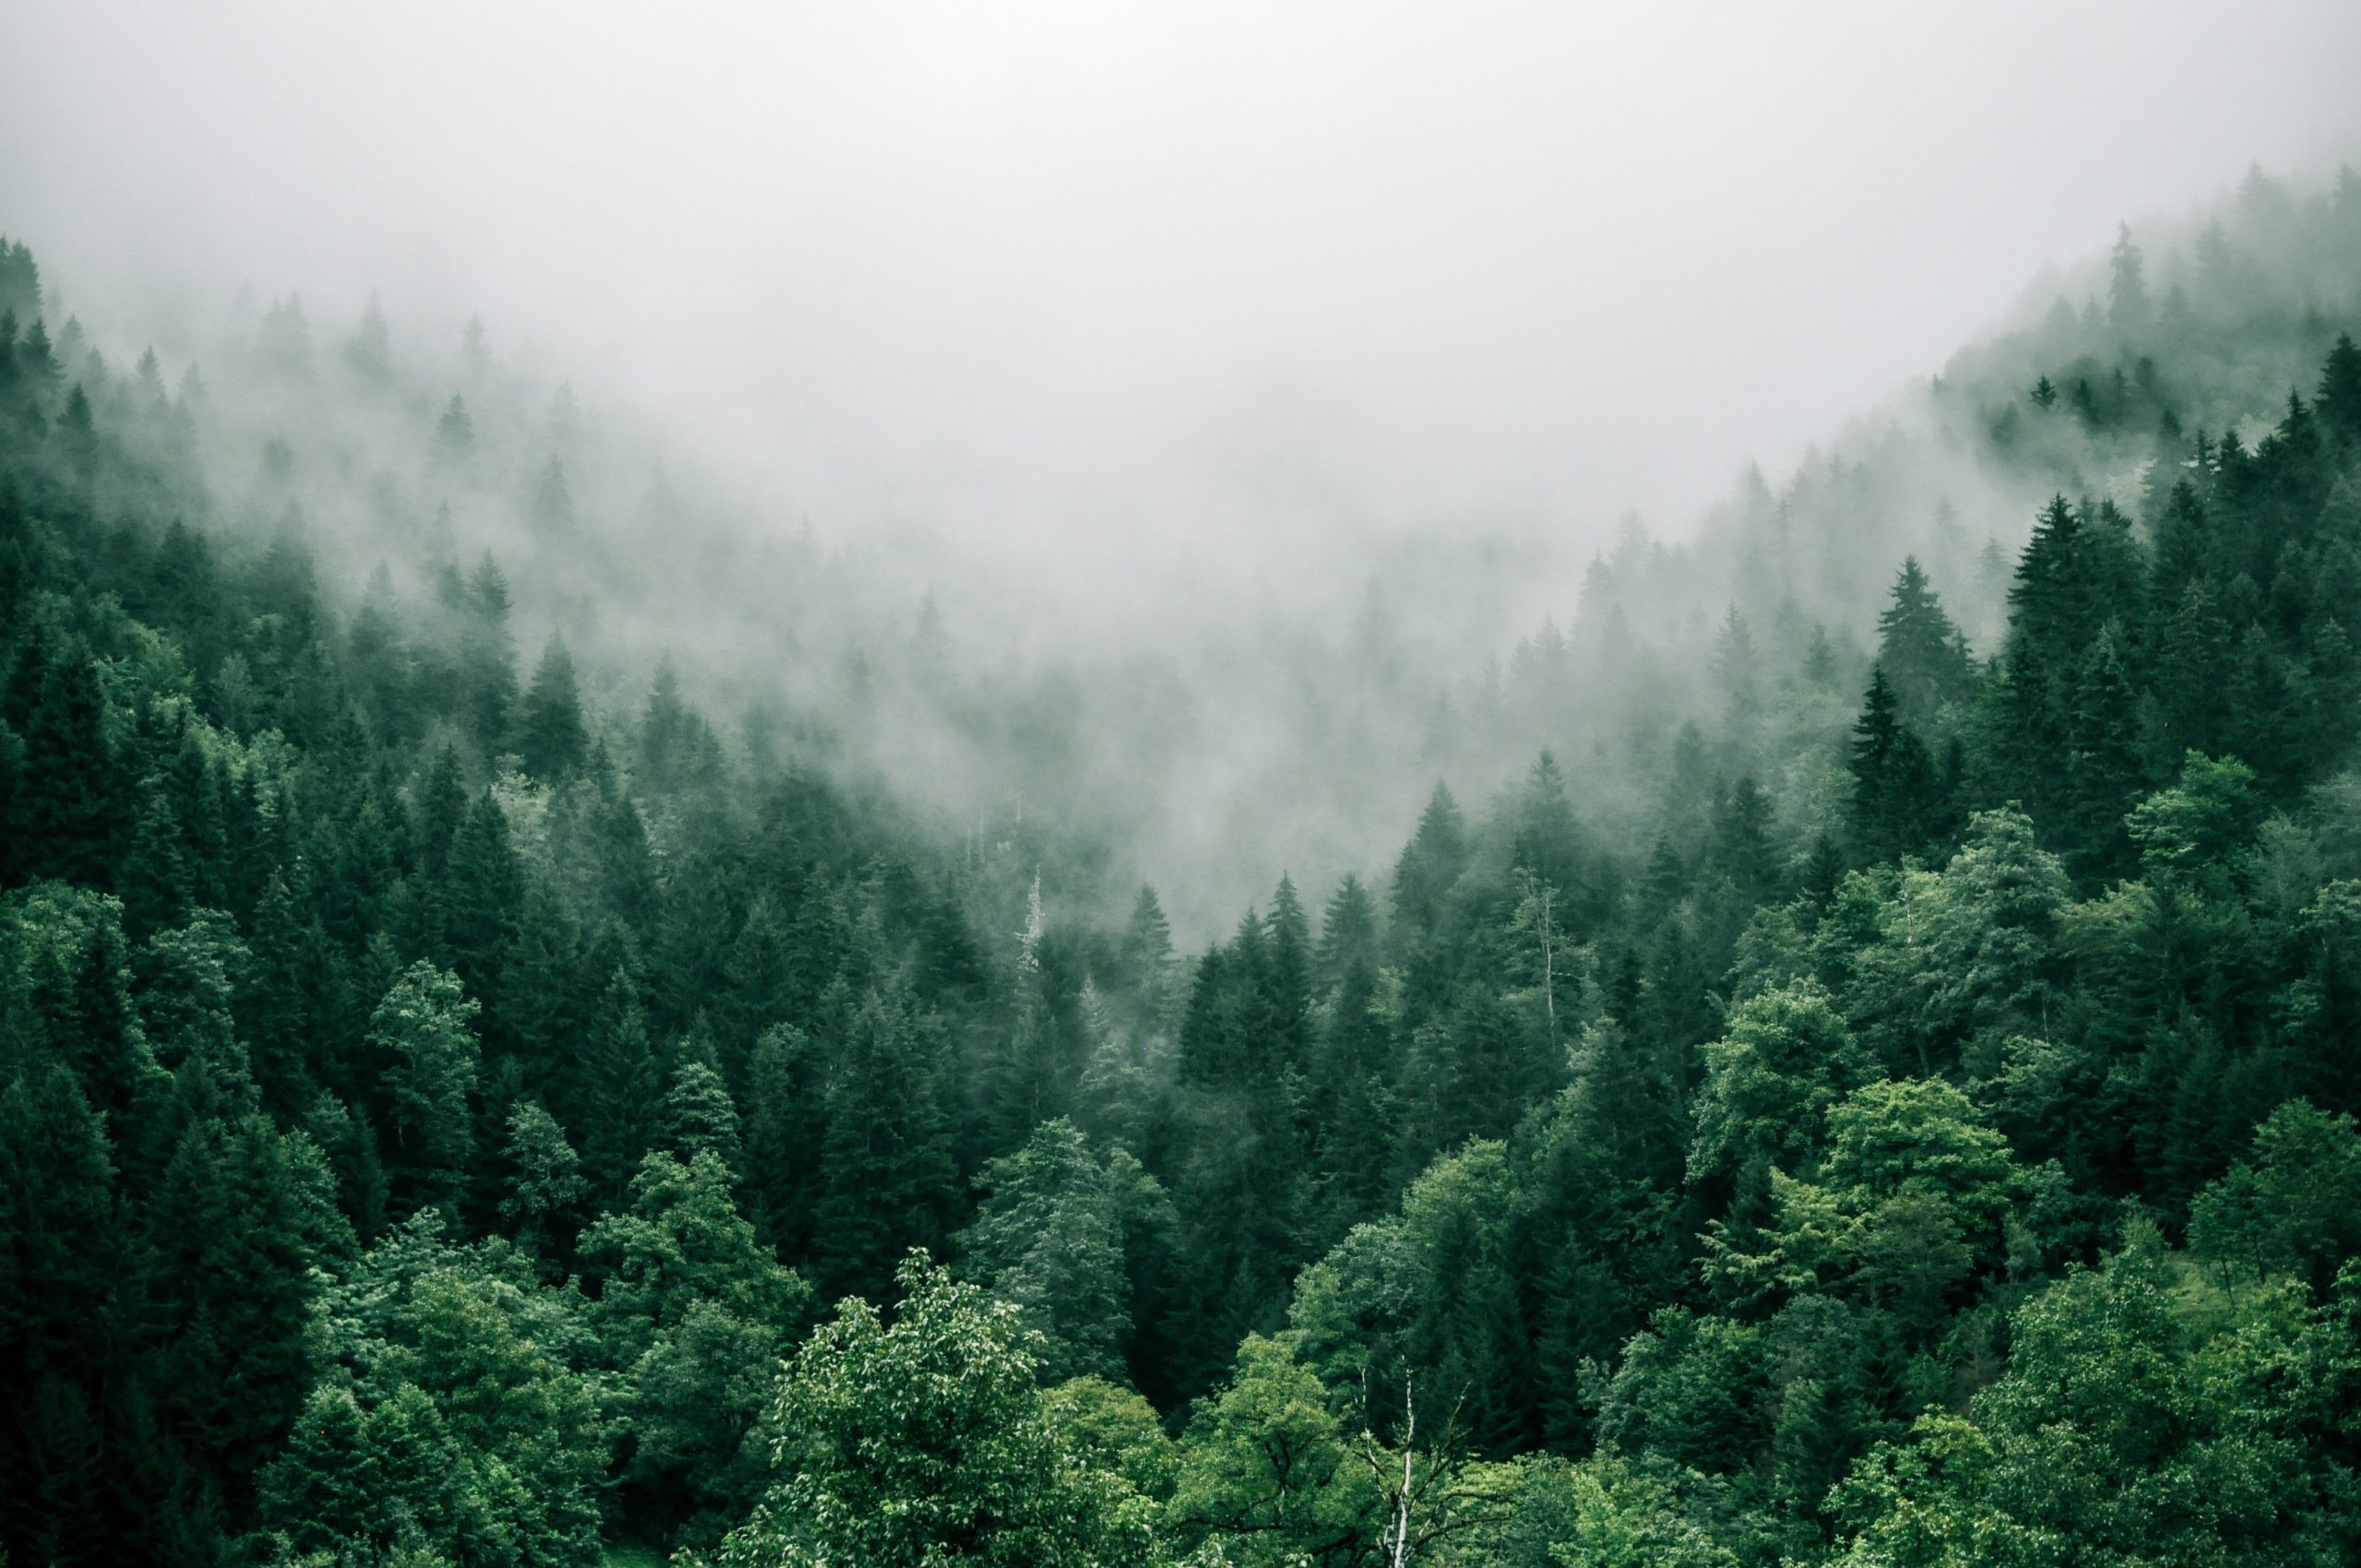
[[432, 394, 474, 461], [1848, 666, 1937, 862], [2318, 332, 2361, 442], [516, 636, 587, 780], [1875, 557, 1975, 730], [1392, 782, 1467, 940]]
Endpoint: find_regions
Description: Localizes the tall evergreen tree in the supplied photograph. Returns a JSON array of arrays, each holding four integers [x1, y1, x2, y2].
[[1393, 782, 1468, 941], [516, 636, 587, 780], [1874, 557, 1975, 731], [1848, 667, 1938, 862]]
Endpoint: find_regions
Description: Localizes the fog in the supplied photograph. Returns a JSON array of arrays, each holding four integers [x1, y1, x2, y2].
[[6, 2, 2361, 939], [10, 1, 2359, 574]]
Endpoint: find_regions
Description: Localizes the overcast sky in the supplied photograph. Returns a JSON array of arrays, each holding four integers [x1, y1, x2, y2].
[[6, 1, 2360, 559]]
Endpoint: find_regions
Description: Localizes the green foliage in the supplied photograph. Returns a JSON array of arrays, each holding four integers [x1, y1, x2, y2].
[[1830, 1232, 2361, 1567], [706, 1252, 1157, 1568], [259, 1219, 606, 1567], [955, 1116, 1170, 1384], [2189, 1099, 2361, 1292], [374, 960, 482, 1218], [1171, 1333, 1377, 1564], [8, 182, 2361, 1568]]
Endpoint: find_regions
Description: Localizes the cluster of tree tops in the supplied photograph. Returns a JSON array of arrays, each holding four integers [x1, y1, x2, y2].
[[6, 207, 2361, 1568]]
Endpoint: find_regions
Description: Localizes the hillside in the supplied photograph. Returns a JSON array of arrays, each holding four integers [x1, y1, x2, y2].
[[5, 162, 2361, 1565]]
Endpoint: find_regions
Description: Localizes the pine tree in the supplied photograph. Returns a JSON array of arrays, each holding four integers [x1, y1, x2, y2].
[[242, 870, 313, 1110], [2149, 480, 2213, 614], [581, 966, 661, 1206], [140, 1111, 320, 1533], [2148, 577, 2236, 766], [743, 1024, 822, 1257], [440, 792, 521, 1019], [499, 873, 585, 1090], [813, 980, 960, 1302], [516, 636, 587, 780], [432, 394, 474, 461], [6, 631, 125, 886], [1392, 782, 1467, 940], [459, 552, 516, 758], [2319, 332, 2361, 443], [1709, 775, 1779, 903], [1116, 884, 1175, 1021], [1515, 751, 1587, 909], [1875, 557, 1975, 730], [1315, 873, 1381, 994], [0, 1065, 131, 1565], [1265, 873, 1313, 1061], [1848, 666, 1937, 862], [2065, 621, 2144, 876]]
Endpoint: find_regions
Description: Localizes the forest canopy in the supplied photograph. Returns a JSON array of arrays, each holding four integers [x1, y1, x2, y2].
[[4, 163, 2361, 1565]]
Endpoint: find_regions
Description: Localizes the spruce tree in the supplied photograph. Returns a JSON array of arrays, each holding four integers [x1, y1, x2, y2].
[[6, 631, 124, 886], [581, 965, 661, 1206], [516, 636, 587, 780], [1874, 557, 1975, 731], [1392, 782, 1467, 940], [2319, 331, 2361, 442], [0, 1065, 129, 1565], [431, 393, 473, 461], [1848, 666, 1937, 862], [813, 980, 960, 1301], [459, 552, 516, 758]]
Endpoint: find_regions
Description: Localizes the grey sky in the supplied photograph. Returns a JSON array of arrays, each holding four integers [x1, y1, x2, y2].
[[6, 1, 2360, 560]]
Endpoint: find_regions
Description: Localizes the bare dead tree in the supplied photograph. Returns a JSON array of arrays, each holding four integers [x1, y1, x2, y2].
[[1356, 1373, 1517, 1567]]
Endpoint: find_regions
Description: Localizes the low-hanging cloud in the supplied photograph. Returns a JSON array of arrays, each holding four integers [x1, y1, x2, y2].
[[6, 0, 2359, 577]]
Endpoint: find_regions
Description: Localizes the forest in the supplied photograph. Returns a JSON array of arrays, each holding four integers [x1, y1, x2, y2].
[[6, 163, 2361, 1567]]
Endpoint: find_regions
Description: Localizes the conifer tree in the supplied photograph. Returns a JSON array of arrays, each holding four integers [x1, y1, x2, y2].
[[2319, 331, 2361, 441], [1393, 782, 1467, 940], [0, 1064, 126, 1565], [440, 792, 522, 1017], [459, 552, 516, 757], [814, 980, 960, 1302], [1874, 557, 1975, 731], [432, 393, 473, 461], [742, 1023, 822, 1256], [6, 631, 124, 886], [516, 636, 587, 779], [1848, 667, 1938, 862], [582, 965, 661, 1205]]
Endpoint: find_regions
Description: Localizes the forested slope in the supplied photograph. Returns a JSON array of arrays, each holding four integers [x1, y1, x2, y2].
[[5, 166, 2361, 1566]]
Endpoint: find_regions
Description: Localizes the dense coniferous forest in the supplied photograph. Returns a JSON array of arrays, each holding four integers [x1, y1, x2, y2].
[[6, 165, 2361, 1565]]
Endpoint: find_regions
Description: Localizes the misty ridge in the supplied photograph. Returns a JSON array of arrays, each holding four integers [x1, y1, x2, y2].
[[18, 64, 2361, 1562], [26, 164, 2361, 942]]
